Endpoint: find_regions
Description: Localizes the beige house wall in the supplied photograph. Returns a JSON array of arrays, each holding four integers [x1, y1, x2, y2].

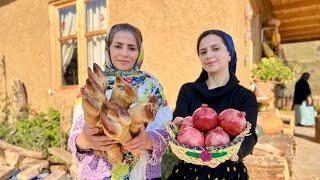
[[0, 0, 260, 131], [0, 0, 78, 130]]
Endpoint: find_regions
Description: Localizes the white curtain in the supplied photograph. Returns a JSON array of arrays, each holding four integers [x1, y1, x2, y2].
[[87, 0, 106, 70], [60, 7, 77, 83]]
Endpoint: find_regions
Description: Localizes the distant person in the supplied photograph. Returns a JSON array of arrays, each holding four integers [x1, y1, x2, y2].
[[292, 72, 315, 126]]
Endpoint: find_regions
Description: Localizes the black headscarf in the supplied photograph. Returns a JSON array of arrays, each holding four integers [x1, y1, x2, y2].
[[293, 72, 311, 105]]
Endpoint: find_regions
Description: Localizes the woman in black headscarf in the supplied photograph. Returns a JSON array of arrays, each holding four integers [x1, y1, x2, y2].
[[293, 72, 315, 126], [167, 30, 258, 180]]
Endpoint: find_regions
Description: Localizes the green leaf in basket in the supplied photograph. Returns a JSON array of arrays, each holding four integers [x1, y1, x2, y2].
[[185, 151, 227, 159], [211, 151, 227, 158], [185, 151, 200, 158], [173, 126, 179, 136]]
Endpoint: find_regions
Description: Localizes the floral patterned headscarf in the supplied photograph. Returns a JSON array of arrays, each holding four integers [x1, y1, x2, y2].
[[103, 24, 168, 109], [104, 24, 147, 88]]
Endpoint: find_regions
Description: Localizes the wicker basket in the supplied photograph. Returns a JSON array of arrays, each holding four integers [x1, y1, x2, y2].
[[164, 122, 252, 168]]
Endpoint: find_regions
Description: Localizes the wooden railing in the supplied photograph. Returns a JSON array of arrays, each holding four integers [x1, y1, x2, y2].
[[276, 95, 320, 109]]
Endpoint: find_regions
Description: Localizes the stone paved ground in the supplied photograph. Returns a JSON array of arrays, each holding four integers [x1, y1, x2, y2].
[[292, 125, 320, 180]]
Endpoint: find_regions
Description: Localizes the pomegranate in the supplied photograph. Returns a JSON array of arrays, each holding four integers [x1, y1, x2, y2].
[[178, 116, 194, 129], [218, 109, 247, 136], [177, 127, 204, 147], [205, 127, 230, 147], [192, 104, 218, 132]]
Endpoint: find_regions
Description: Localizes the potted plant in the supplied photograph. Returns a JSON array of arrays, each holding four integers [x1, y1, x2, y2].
[[252, 56, 298, 135], [314, 104, 320, 116], [252, 56, 294, 83], [252, 56, 298, 105]]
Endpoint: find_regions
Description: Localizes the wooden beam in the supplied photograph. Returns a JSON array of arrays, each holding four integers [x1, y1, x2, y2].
[[59, 34, 77, 42], [282, 33, 320, 41], [49, 0, 75, 7], [17, 162, 49, 180], [48, 147, 72, 165], [77, 0, 88, 87], [282, 31, 320, 39], [273, 0, 320, 12], [282, 36, 320, 43], [0, 165, 15, 180], [274, 5, 319, 16], [255, 0, 274, 25], [280, 24, 320, 31], [275, 8, 320, 20], [0, 140, 45, 159], [280, 18, 320, 30], [280, 26, 320, 35], [249, 0, 260, 15], [280, 15, 320, 24], [284, 34, 320, 41], [283, 35, 320, 41], [44, 170, 67, 180], [85, 29, 107, 38]]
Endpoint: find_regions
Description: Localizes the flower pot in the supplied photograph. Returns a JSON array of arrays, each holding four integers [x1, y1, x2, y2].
[[254, 80, 274, 99], [257, 110, 284, 135], [254, 80, 276, 110]]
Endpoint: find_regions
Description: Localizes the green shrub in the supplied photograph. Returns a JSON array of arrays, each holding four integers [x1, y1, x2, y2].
[[0, 95, 10, 122], [252, 57, 298, 83], [0, 108, 62, 155], [315, 104, 320, 115]]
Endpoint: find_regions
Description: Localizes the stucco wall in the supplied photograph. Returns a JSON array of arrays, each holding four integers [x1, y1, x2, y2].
[[0, 0, 253, 131], [0, 0, 78, 130], [1, 0, 53, 108]]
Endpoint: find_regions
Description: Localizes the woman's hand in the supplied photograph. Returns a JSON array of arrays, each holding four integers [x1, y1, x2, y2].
[[76, 125, 117, 151], [123, 126, 153, 152], [230, 154, 239, 162], [307, 95, 313, 106]]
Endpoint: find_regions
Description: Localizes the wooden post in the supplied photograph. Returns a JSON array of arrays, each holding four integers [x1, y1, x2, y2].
[[0, 140, 45, 159], [315, 116, 320, 143], [289, 112, 295, 135]]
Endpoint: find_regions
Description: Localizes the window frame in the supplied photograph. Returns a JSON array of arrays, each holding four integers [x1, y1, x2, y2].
[[49, 0, 109, 90]]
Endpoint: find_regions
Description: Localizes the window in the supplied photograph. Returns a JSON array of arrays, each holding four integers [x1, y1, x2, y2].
[[59, 6, 78, 86], [86, 0, 107, 70], [49, 0, 107, 88]]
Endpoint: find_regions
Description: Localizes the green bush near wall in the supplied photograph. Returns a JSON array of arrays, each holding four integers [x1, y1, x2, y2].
[[0, 108, 62, 155]]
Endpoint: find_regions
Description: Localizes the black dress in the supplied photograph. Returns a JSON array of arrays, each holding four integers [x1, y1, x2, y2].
[[293, 78, 311, 106], [168, 73, 258, 180]]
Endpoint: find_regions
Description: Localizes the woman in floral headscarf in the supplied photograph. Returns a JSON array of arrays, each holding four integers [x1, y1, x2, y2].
[[68, 23, 172, 180], [168, 30, 258, 180]]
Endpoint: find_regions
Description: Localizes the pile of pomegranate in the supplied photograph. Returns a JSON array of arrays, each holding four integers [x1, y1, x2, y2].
[[175, 104, 247, 148]]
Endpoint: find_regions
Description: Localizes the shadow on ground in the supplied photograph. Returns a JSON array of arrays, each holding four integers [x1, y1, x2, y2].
[[294, 132, 315, 143]]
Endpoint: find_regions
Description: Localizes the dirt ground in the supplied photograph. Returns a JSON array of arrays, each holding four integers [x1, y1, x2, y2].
[[292, 125, 320, 180]]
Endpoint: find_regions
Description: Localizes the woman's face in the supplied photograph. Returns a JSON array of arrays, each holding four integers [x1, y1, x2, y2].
[[198, 34, 231, 73], [109, 31, 139, 71]]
